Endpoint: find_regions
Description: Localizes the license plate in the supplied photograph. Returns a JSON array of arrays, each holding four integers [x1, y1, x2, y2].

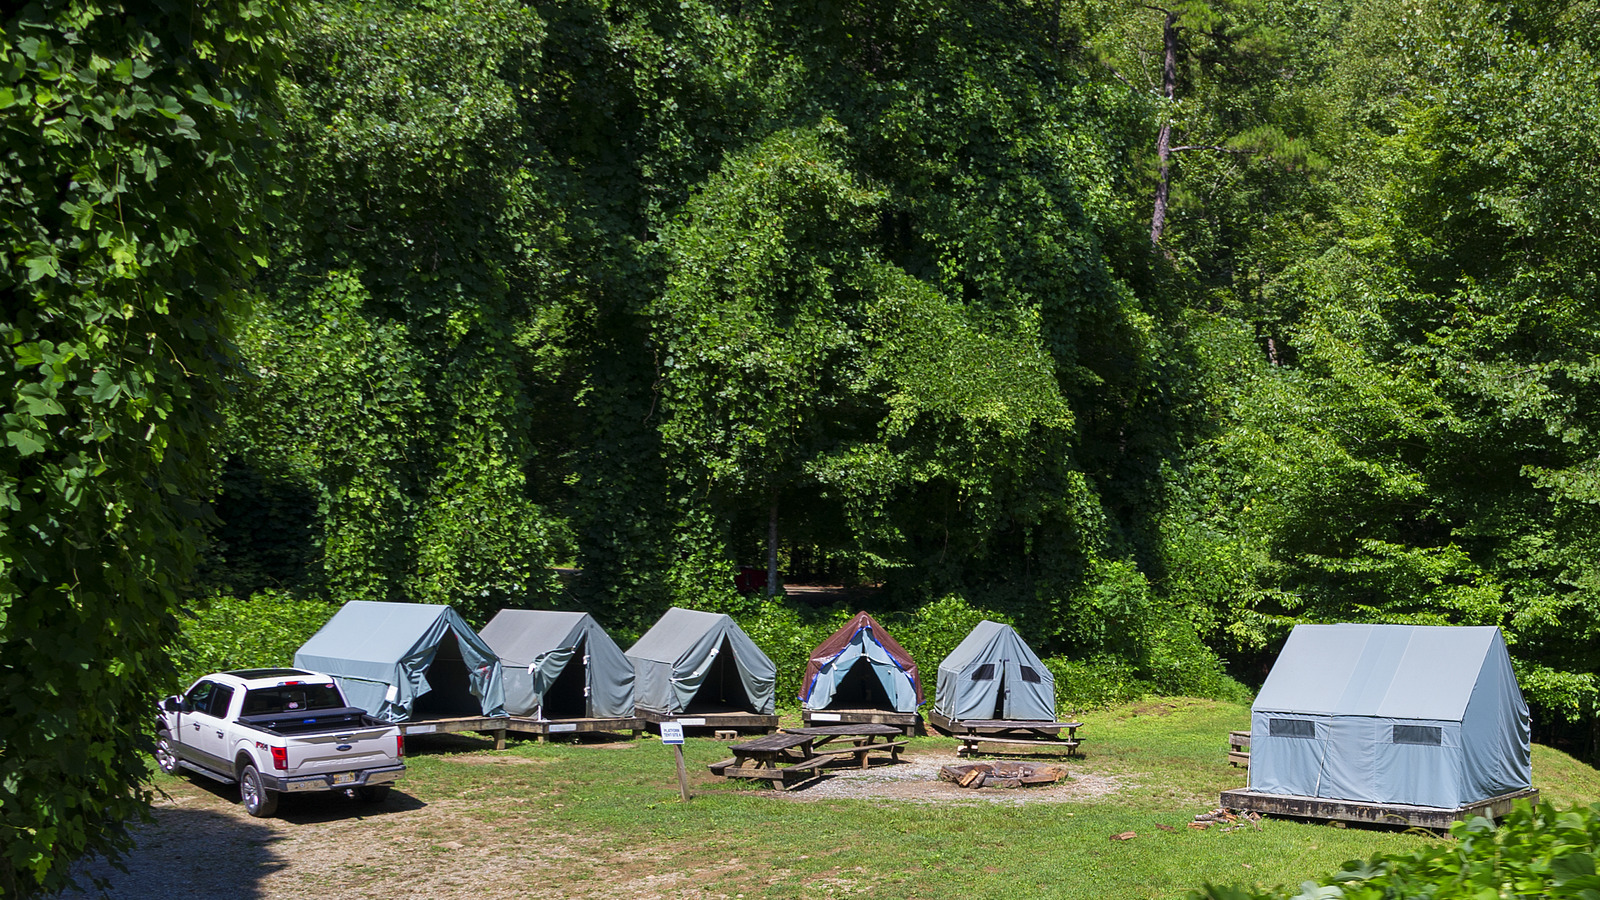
[[330, 772, 356, 785]]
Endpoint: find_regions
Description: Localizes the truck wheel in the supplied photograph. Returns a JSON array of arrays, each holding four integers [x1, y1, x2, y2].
[[154, 731, 181, 776], [356, 784, 390, 804], [240, 764, 279, 818]]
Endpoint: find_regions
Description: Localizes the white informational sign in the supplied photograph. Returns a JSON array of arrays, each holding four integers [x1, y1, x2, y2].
[[549, 723, 578, 733], [810, 712, 842, 722], [677, 717, 706, 726], [660, 721, 686, 745]]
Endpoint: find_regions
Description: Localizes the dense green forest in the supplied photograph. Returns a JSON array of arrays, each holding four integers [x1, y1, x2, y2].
[[6, 0, 1600, 893]]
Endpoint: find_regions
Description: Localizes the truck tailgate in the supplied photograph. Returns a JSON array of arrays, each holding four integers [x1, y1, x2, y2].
[[289, 727, 397, 773]]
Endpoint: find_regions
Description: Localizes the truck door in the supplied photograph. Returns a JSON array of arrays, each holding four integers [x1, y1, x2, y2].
[[174, 680, 215, 763], [177, 680, 234, 773], [193, 684, 237, 770]]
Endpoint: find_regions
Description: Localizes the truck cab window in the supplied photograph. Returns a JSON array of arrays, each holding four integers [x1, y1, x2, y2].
[[242, 684, 347, 716], [207, 685, 236, 719], [183, 681, 215, 714]]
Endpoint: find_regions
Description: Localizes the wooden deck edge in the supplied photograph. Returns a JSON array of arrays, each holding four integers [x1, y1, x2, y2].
[[397, 716, 509, 734], [637, 710, 780, 731], [502, 717, 645, 736], [803, 710, 920, 723], [1221, 788, 1540, 829]]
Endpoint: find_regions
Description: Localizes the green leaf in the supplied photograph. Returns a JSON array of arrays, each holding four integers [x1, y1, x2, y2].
[[6, 426, 48, 456]]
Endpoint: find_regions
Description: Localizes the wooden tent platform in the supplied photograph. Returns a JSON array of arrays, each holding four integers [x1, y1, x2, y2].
[[398, 715, 645, 749], [397, 716, 514, 750], [1220, 787, 1540, 830], [803, 708, 921, 735], [637, 709, 779, 733], [505, 716, 645, 741], [928, 711, 1083, 757]]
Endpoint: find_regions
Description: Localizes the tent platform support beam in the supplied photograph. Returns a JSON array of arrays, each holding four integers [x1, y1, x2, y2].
[[637, 710, 779, 734], [803, 709, 921, 736], [1220, 788, 1540, 830], [504, 717, 646, 741], [397, 717, 512, 750]]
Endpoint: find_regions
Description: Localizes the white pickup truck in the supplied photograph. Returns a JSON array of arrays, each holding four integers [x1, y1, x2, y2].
[[154, 667, 407, 817]]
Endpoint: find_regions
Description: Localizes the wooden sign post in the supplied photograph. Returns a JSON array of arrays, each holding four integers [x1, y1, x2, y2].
[[660, 721, 690, 802]]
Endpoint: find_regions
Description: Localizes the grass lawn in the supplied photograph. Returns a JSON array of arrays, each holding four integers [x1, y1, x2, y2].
[[113, 698, 1600, 899], [310, 697, 1595, 900]]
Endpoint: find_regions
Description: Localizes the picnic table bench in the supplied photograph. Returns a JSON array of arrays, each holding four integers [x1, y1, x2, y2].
[[945, 718, 1084, 757], [1228, 730, 1250, 768], [708, 724, 908, 790]]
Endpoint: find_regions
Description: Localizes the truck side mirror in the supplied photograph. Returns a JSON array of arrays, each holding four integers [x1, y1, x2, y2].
[[161, 696, 181, 713]]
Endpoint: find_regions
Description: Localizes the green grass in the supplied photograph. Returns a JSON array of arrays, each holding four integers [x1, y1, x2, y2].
[[361, 699, 1590, 899], [147, 698, 1600, 899]]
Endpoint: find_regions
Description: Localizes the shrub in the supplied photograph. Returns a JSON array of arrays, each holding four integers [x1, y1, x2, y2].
[[169, 592, 338, 690], [1193, 801, 1600, 900], [1046, 655, 1156, 711], [736, 603, 850, 709]]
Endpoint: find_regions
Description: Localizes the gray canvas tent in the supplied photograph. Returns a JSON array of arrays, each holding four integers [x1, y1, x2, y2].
[[1250, 624, 1531, 809], [479, 610, 635, 719], [934, 621, 1056, 722], [625, 608, 776, 715], [294, 600, 506, 722]]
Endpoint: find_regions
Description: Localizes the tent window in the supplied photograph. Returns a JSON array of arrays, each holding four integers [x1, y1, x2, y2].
[[1392, 725, 1442, 746], [1020, 665, 1041, 684], [1269, 718, 1315, 739], [972, 664, 995, 681]]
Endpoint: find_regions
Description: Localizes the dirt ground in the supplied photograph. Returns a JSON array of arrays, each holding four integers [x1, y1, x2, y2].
[[59, 748, 1130, 900]]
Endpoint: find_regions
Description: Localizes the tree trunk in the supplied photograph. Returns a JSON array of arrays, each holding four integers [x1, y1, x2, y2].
[[765, 496, 779, 598], [1150, 9, 1178, 247]]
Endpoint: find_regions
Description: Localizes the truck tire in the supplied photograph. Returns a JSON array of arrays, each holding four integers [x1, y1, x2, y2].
[[240, 764, 279, 818], [356, 784, 390, 803], [154, 731, 181, 776]]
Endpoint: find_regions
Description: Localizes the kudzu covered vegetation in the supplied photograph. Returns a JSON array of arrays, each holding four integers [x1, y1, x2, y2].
[[6, 0, 1600, 894]]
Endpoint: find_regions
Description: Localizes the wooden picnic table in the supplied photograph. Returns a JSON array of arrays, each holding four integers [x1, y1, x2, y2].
[[946, 718, 1084, 757], [708, 724, 909, 789], [781, 723, 909, 768]]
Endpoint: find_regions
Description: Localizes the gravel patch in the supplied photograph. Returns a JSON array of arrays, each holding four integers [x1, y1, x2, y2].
[[785, 750, 1135, 804]]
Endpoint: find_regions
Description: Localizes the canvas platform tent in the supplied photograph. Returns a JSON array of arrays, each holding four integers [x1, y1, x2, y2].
[[800, 612, 923, 715], [294, 600, 506, 722], [479, 610, 635, 720], [1248, 623, 1531, 809], [626, 608, 776, 718], [933, 620, 1055, 723]]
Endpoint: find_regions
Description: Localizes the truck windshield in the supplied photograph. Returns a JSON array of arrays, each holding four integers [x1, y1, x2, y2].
[[241, 684, 347, 716]]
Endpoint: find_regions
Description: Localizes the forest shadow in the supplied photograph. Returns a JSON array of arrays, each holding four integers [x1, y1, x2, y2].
[[57, 807, 284, 900]]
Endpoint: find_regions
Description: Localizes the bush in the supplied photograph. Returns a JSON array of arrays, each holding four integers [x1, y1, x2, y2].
[[169, 592, 338, 690], [1046, 655, 1156, 711], [1193, 801, 1600, 900], [736, 603, 850, 710]]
